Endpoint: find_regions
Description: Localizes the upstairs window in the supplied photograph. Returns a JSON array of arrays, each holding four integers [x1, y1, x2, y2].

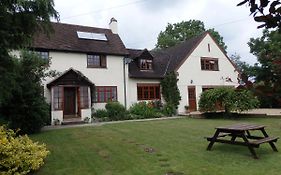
[[36, 51, 49, 60], [87, 55, 106, 68], [201, 57, 219, 71], [140, 59, 152, 70]]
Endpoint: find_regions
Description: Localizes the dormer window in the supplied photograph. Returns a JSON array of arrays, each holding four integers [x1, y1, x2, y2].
[[140, 59, 152, 70]]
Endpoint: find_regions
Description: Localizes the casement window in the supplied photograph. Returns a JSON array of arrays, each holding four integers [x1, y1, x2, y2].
[[79, 86, 89, 108], [36, 51, 49, 60], [137, 84, 160, 100], [94, 86, 117, 103], [140, 59, 153, 70], [87, 54, 106, 68], [201, 57, 219, 71], [53, 86, 63, 110]]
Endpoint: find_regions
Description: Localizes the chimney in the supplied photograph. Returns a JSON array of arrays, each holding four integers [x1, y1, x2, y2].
[[109, 17, 118, 34]]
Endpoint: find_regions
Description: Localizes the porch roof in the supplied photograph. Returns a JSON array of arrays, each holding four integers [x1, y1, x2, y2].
[[47, 68, 94, 88]]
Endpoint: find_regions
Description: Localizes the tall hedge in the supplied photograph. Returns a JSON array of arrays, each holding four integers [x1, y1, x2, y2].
[[160, 72, 181, 112], [199, 87, 259, 114]]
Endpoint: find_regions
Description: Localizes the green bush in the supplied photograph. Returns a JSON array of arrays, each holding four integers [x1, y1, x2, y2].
[[0, 125, 49, 175], [199, 87, 259, 115], [162, 103, 176, 116], [129, 102, 161, 119], [105, 102, 128, 121], [93, 109, 109, 119]]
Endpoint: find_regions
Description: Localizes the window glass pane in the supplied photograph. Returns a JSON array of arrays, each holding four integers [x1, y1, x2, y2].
[[95, 86, 117, 102]]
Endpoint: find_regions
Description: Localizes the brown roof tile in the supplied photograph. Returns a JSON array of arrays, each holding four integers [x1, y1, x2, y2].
[[128, 32, 207, 79], [32, 22, 129, 56]]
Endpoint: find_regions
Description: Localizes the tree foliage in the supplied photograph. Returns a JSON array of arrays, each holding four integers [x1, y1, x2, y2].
[[229, 53, 257, 84], [160, 72, 181, 113], [237, 0, 281, 30], [248, 29, 281, 107], [0, 0, 59, 107], [156, 20, 227, 51], [2, 51, 51, 134], [199, 87, 259, 114], [0, 0, 59, 133]]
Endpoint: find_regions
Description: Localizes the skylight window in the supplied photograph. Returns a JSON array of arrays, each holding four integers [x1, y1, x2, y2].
[[77, 31, 107, 41]]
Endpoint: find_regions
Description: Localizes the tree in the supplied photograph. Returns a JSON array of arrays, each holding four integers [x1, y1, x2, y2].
[[156, 20, 227, 51], [229, 53, 257, 85], [248, 29, 281, 107], [160, 72, 181, 114], [237, 0, 281, 30], [0, 0, 59, 107], [0, 0, 59, 133], [199, 87, 259, 115], [2, 51, 51, 134]]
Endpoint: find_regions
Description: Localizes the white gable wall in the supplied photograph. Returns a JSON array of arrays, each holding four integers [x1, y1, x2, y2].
[[177, 34, 239, 114]]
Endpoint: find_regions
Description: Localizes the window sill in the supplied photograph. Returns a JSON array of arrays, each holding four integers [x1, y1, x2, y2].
[[87, 66, 107, 69]]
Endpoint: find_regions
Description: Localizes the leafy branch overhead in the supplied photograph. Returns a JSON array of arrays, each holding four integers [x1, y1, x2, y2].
[[237, 0, 281, 30], [156, 20, 227, 52]]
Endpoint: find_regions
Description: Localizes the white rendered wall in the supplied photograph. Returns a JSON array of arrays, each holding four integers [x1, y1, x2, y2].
[[44, 52, 125, 111], [51, 111, 63, 125], [126, 77, 162, 108], [177, 34, 239, 114]]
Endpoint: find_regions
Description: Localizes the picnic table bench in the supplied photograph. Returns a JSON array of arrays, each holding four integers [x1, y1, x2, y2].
[[206, 123, 279, 159]]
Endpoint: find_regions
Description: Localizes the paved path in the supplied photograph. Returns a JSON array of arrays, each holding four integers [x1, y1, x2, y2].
[[42, 116, 184, 131], [43, 108, 281, 131], [189, 108, 281, 116], [241, 108, 281, 116]]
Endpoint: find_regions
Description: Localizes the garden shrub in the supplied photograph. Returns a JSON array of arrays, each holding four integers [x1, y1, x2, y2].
[[162, 103, 176, 116], [0, 125, 49, 175], [199, 87, 259, 115], [105, 102, 128, 120], [93, 109, 109, 121], [129, 102, 162, 119]]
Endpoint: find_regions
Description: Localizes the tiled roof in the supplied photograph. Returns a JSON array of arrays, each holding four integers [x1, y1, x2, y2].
[[32, 22, 129, 56], [128, 32, 207, 79]]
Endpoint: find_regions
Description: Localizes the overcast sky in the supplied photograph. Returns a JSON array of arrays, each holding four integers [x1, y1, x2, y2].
[[53, 0, 263, 65]]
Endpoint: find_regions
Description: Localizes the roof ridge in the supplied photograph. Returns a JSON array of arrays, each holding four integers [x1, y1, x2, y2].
[[51, 21, 112, 31]]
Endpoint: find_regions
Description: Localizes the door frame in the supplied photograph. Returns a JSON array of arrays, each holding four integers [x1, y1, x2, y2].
[[187, 86, 197, 111], [63, 86, 78, 118]]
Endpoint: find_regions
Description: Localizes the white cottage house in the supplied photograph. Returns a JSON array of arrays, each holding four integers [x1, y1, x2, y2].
[[30, 18, 239, 125]]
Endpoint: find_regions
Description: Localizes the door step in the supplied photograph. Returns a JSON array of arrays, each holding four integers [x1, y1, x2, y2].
[[61, 118, 86, 125]]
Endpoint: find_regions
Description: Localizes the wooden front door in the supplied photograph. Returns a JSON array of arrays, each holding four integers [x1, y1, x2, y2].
[[64, 87, 76, 116], [188, 86, 197, 111]]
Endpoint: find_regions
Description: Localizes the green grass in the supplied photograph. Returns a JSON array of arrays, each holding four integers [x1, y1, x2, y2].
[[31, 117, 281, 175]]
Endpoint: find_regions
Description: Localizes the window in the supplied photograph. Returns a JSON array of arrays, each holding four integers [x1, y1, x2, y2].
[[94, 86, 117, 103], [36, 51, 49, 60], [79, 86, 89, 108], [140, 59, 152, 70], [201, 57, 219, 71], [87, 55, 106, 68], [53, 86, 63, 110], [137, 84, 160, 100]]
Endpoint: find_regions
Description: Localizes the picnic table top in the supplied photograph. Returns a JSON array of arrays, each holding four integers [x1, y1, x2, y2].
[[215, 123, 265, 131]]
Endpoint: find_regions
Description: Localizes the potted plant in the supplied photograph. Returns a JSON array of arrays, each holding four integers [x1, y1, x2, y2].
[[184, 105, 190, 113]]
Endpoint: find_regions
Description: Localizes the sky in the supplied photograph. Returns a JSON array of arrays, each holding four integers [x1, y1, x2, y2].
[[53, 0, 263, 65]]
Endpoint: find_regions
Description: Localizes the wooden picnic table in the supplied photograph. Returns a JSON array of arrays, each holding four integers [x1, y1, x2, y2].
[[206, 123, 279, 159]]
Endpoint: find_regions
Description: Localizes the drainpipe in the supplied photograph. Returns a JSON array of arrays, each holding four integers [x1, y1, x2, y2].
[[123, 57, 127, 109]]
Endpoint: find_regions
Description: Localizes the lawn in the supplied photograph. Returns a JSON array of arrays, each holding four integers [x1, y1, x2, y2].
[[31, 117, 281, 175]]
